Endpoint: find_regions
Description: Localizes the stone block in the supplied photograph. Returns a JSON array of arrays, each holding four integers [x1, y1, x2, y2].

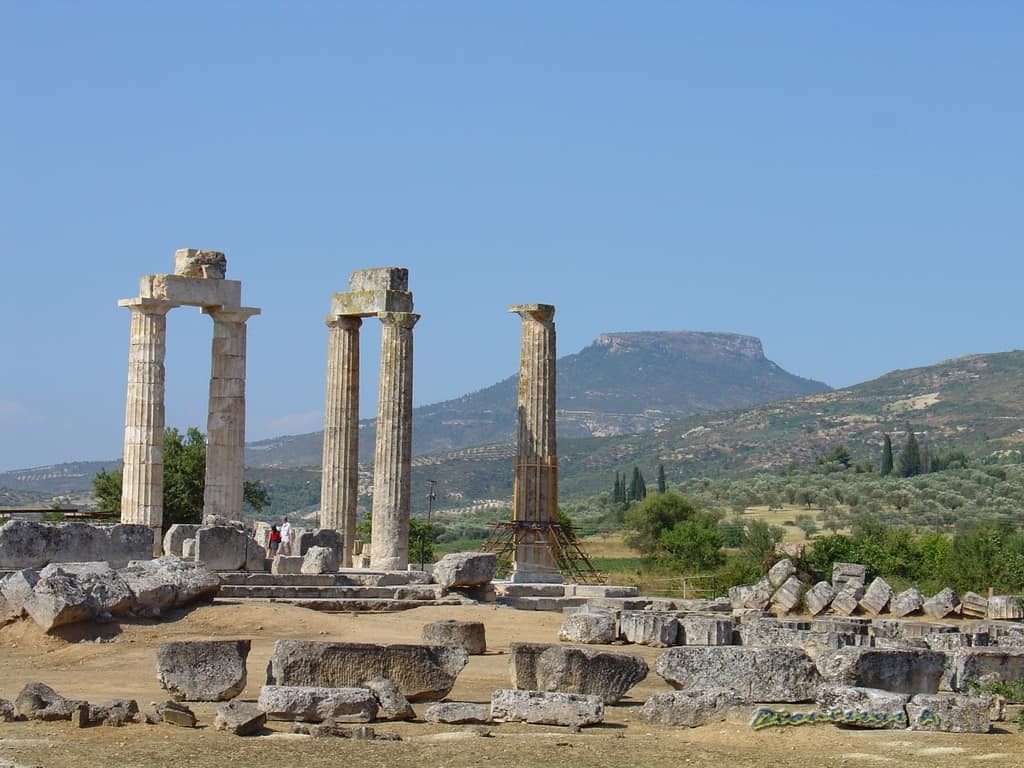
[[907, 693, 992, 732], [636, 689, 735, 727], [831, 585, 864, 616], [737, 618, 810, 648], [163, 525, 200, 558], [297, 529, 344, 557], [156, 700, 197, 727], [173, 248, 227, 279], [890, 588, 924, 618], [768, 558, 796, 589], [859, 577, 893, 616], [421, 619, 487, 654], [139, 273, 241, 308], [509, 642, 648, 703], [195, 526, 249, 571], [619, 611, 679, 647], [0, 698, 15, 722], [267, 640, 468, 701], [0, 519, 153, 569], [815, 647, 945, 694], [257, 685, 378, 723], [271, 555, 304, 575], [923, 588, 959, 619], [770, 575, 803, 616], [244, 536, 266, 572], [364, 678, 415, 721], [987, 596, 1024, 620], [433, 552, 497, 589], [349, 267, 409, 292], [214, 700, 266, 736], [960, 591, 989, 619], [118, 555, 220, 614], [832, 562, 867, 591], [156, 640, 250, 701], [558, 611, 616, 644], [182, 539, 196, 559], [490, 689, 603, 727], [679, 614, 734, 645], [331, 289, 414, 317], [15, 682, 84, 721], [948, 648, 1024, 692], [815, 685, 910, 729], [18, 562, 133, 632], [655, 646, 820, 703], [804, 581, 836, 616], [302, 546, 340, 574], [424, 702, 491, 724], [728, 578, 772, 610]]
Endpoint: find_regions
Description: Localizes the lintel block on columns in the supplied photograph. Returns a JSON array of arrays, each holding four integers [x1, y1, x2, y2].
[[138, 274, 242, 309]]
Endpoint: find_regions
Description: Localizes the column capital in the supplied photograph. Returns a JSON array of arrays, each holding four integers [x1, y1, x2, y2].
[[118, 297, 178, 315], [508, 303, 555, 323], [203, 306, 261, 323], [377, 311, 420, 329], [325, 314, 363, 330]]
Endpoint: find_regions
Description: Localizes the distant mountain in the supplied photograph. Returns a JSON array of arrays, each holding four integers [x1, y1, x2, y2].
[[245, 331, 829, 468]]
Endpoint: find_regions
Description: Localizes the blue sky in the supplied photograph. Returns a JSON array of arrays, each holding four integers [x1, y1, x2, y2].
[[1, 2, 1021, 471]]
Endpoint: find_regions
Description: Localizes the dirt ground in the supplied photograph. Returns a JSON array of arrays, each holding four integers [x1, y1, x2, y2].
[[1, 601, 1022, 768]]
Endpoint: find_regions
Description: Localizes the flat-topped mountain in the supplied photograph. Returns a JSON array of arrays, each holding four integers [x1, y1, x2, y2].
[[244, 331, 829, 468]]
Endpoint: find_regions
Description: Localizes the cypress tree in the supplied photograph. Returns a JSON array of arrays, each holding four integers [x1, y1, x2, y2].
[[880, 434, 894, 476], [898, 428, 921, 477], [629, 466, 647, 501], [613, 472, 623, 504], [657, 464, 667, 494]]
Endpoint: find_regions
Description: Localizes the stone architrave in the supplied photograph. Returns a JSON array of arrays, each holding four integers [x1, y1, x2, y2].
[[319, 316, 361, 567], [508, 304, 561, 583], [118, 250, 259, 546], [370, 311, 419, 571]]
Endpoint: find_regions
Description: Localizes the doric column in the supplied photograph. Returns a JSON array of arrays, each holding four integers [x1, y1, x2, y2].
[[320, 315, 362, 567], [508, 303, 561, 582], [203, 307, 260, 520], [370, 311, 419, 571], [119, 299, 175, 552]]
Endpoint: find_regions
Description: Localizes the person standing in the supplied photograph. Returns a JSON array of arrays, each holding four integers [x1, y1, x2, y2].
[[280, 516, 292, 556], [267, 525, 281, 559]]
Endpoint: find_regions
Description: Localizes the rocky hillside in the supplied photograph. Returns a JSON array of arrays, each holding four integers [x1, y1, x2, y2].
[[245, 330, 829, 468]]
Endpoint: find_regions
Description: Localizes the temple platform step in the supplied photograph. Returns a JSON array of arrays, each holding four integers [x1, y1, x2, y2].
[[213, 595, 465, 612], [217, 583, 444, 600]]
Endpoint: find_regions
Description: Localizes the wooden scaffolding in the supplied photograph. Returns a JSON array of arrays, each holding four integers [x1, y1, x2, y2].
[[481, 520, 605, 584]]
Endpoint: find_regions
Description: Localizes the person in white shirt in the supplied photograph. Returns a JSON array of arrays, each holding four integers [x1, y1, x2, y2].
[[280, 517, 292, 556]]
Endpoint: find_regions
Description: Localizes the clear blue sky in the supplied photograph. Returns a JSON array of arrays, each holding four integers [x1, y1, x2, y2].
[[1, 2, 1021, 471]]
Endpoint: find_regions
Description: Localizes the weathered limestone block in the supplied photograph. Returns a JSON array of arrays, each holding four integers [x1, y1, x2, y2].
[[18, 562, 134, 632], [156, 640, 250, 701], [156, 700, 197, 727], [509, 642, 648, 703], [214, 700, 266, 736], [737, 618, 810, 648], [140, 273, 240, 308], [987, 596, 1024, 620], [890, 588, 924, 618], [0, 698, 15, 722], [729, 578, 772, 610], [433, 552, 497, 589], [960, 591, 989, 620], [195, 526, 249, 571], [424, 702, 491, 724], [907, 693, 992, 733], [830, 585, 865, 617], [815, 647, 945, 694], [0, 519, 153, 570], [297, 528, 344, 557], [558, 612, 616, 644], [257, 685, 378, 723], [926, 633, 975, 652], [163, 525, 200, 558], [768, 558, 796, 589], [174, 248, 227, 279], [832, 562, 867, 591], [421, 619, 487, 654], [182, 539, 196, 559], [267, 640, 468, 701], [15, 682, 84, 721], [815, 685, 910, 729], [490, 689, 603, 727], [655, 647, 820, 703], [619, 612, 679, 647], [923, 588, 959, 619], [770, 575, 803, 616], [119, 556, 220, 614], [859, 577, 893, 616], [86, 699, 139, 727], [301, 545, 340, 574], [271, 555, 304, 575], [804, 581, 837, 616], [679, 614, 733, 646], [636, 689, 735, 727], [948, 648, 1024, 692], [244, 536, 266, 572], [364, 678, 415, 721]]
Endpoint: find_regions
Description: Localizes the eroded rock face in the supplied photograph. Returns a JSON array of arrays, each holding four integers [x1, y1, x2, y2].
[[655, 646, 820, 704], [156, 640, 251, 701], [174, 248, 227, 279], [490, 689, 603, 727], [509, 642, 648, 704], [267, 640, 468, 701], [947, 648, 1024, 692], [558, 612, 616, 644], [814, 648, 945, 695], [432, 552, 497, 589], [257, 686, 378, 723], [636, 689, 735, 727]]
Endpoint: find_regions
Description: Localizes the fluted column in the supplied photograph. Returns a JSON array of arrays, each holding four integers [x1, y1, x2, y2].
[[509, 303, 561, 582], [370, 311, 419, 570], [120, 300, 175, 551], [320, 315, 361, 566], [203, 307, 260, 520]]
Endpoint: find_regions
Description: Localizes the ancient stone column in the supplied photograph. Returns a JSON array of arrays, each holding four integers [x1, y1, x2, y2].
[[119, 299, 176, 552], [203, 307, 260, 521], [370, 311, 419, 571], [508, 303, 562, 583], [320, 315, 362, 567]]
